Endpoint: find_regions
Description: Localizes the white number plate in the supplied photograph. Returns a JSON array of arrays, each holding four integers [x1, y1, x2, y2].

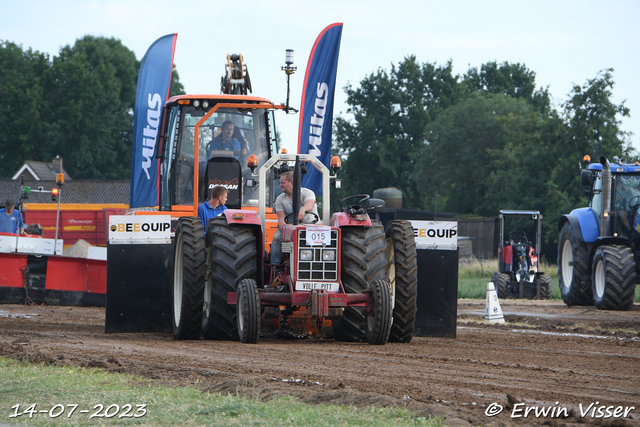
[[295, 281, 340, 292], [306, 226, 331, 246]]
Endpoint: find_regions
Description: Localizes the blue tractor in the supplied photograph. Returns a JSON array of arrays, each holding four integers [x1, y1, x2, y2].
[[558, 155, 638, 310]]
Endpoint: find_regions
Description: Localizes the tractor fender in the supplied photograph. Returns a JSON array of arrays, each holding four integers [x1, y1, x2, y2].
[[329, 212, 373, 227], [589, 236, 631, 260], [222, 209, 262, 226], [559, 208, 599, 244]]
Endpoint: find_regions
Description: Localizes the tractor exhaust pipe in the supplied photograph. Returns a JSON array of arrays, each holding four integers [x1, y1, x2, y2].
[[600, 156, 612, 237], [292, 156, 301, 226]]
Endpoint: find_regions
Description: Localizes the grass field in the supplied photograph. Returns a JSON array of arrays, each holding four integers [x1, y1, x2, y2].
[[0, 358, 440, 427]]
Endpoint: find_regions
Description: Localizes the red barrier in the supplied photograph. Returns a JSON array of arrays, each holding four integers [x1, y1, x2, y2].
[[0, 253, 28, 287], [46, 256, 107, 294]]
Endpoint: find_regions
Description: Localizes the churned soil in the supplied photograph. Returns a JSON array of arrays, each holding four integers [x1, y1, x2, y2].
[[1, 299, 639, 426]]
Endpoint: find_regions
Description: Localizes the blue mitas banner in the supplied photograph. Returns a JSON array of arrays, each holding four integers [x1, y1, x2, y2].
[[130, 33, 177, 208], [297, 23, 343, 196]]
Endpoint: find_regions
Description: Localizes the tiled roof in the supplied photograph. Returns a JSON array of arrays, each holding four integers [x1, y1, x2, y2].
[[0, 179, 130, 205], [13, 161, 73, 181]]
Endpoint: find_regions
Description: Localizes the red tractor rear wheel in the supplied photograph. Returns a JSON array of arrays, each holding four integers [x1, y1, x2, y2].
[[334, 224, 387, 342], [385, 220, 418, 343]]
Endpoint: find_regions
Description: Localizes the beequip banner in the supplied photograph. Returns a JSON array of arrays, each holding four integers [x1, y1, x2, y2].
[[297, 23, 343, 196], [130, 33, 177, 208]]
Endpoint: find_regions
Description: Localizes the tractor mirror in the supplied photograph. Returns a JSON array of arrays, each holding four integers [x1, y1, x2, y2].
[[366, 198, 386, 213], [581, 169, 593, 188]]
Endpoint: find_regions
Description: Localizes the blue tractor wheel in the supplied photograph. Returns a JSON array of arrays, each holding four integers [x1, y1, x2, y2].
[[557, 222, 593, 306], [592, 245, 636, 310]]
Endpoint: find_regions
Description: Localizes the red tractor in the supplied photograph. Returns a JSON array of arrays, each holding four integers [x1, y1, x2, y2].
[[491, 210, 552, 299], [172, 152, 418, 344]]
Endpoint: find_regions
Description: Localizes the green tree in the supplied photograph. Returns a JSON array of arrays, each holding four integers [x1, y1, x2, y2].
[[40, 35, 138, 180], [1, 36, 186, 181], [562, 68, 633, 160], [334, 56, 460, 209], [422, 93, 550, 216], [0, 41, 50, 178], [463, 61, 551, 113]]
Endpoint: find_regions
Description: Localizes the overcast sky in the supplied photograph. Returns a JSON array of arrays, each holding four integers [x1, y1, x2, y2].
[[2, 0, 639, 155]]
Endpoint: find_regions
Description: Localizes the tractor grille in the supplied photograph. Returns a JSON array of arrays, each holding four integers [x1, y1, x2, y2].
[[296, 229, 339, 281]]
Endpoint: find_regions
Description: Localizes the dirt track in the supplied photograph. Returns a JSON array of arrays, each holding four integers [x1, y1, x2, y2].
[[1, 299, 639, 426]]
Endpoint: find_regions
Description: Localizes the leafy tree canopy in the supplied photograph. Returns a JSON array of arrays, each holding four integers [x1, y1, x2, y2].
[[0, 36, 186, 180], [334, 57, 632, 259]]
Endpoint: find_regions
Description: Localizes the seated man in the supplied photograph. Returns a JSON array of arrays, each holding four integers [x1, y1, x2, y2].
[[207, 120, 242, 160], [198, 186, 228, 233], [270, 171, 318, 268]]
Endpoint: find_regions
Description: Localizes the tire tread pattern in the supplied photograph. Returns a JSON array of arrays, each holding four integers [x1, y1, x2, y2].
[[385, 220, 418, 343], [366, 280, 393, 345], [539, 274, 552, 300], [491, 272, 509, 299], [237, 279, 260, 343], [558, 222, 593, 306], [173, 217, 206, 340], [593, 245, 636, 310], [334, 225, 387, 342], [202, 217, 257, 340]]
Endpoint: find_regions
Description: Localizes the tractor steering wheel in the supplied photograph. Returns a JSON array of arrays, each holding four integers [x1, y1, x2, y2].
[[629, 195, 640, 210], [340, 194, 370, 212], [284, 211, 320, 224]]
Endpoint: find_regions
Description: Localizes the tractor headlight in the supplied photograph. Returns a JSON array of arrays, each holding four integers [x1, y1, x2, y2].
[[300, 249, 313, 261], [322, 250, 336, 261]]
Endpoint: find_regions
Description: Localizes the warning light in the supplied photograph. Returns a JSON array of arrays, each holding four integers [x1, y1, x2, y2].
[[330, 156, 342, 172], [247, 154, 258, 172], [51, 187, 59, 202]]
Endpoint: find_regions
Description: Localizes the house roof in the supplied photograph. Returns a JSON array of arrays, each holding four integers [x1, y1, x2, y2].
[[0, 179, 130, 206], [12, 161, 73, 181]]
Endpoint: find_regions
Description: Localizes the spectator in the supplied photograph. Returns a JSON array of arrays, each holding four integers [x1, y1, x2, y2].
[[0, 199, 27, 235]]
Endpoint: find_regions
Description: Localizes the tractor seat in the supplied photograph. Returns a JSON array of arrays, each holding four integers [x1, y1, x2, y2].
[[509, 231, 529, 246]]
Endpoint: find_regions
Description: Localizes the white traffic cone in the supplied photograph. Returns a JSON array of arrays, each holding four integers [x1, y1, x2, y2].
[[485, 282, 505, 324]]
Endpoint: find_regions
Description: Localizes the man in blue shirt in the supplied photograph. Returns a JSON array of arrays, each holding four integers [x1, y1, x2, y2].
[[198, 186, 229, 233], [0, 199, 27, 235], [206, 121, 242, 160]]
